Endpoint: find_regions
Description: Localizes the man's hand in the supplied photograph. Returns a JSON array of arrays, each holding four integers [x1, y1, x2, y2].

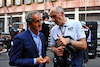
[[54, 46, 65, 56], [44, 56, 50, 63], [36, 57, 47, 65], [57, 34, 69, 46]]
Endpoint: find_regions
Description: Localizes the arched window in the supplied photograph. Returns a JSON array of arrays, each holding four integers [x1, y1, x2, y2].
[[0, 0, 3, 7], [15, 0, 21, 5]]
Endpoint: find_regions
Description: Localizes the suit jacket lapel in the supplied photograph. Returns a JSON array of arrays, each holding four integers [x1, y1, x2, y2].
[[25, 30, 39, 55], [39, 33, 45, 57]]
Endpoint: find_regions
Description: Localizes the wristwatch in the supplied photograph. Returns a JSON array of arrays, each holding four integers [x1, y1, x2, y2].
[[69, 38, 72, 45]]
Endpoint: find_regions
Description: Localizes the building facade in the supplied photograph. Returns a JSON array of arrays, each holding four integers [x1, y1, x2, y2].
[[0, 0, 100, 33]]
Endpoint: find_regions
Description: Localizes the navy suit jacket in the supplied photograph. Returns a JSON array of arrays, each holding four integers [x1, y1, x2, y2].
[[9, 30, 46, 67]]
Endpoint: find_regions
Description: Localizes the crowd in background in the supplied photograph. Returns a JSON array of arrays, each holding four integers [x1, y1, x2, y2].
[[0, 23, 25, 54]]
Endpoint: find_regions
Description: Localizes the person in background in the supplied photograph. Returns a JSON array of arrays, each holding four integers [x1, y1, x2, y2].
[[0, 28, 2, 33], [81, 21, 90, 40], [0, 27, 11, 54], [50, 6, 87, 67], [41, 12, 50, 53], [9, 11, 50, 67], [0, 32, 2, 39], [8, 23, 18, 40], [81, 21, 90, 67], [0, 32, 2, 55], [17, 24, 25, 34], [0, 28, 2, 39]]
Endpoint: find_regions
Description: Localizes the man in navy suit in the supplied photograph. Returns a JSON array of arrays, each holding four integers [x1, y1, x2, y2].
[[9, 11, 50, 67]]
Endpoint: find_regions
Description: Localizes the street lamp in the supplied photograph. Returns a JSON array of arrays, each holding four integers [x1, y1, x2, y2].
[[85, 0, 87, 21], [6, 6, 12, 25], [44, 0, 46, 12], [51, 0, 55, 7]]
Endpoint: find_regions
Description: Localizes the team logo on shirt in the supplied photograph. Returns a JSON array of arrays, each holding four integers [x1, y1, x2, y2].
[[68, 27, 73, 31]]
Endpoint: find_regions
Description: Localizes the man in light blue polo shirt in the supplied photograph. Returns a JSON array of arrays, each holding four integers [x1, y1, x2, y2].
[[50, 6, 87, 67]]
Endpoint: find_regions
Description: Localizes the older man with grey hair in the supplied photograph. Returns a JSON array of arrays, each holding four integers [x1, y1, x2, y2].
[[50, 6, 87, 67], [9, 11, 50, 67]]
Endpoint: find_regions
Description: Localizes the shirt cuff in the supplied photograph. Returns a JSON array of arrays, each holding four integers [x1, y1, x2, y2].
[[34, 58, 37, 65]]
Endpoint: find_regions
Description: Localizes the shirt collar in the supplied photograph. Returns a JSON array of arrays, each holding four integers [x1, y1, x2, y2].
[[28, 28, 40, 37], [63, 17, 69, 27], [58, 17, 69, 28]]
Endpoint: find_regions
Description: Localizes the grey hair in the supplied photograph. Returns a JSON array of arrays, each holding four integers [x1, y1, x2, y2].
[[25, 11, 40, 24], [56, 6, 64, 15]]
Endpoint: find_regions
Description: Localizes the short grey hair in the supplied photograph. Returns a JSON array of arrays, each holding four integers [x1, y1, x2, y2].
[[56, 6, 64, 15], [25, 11, 40, 24]]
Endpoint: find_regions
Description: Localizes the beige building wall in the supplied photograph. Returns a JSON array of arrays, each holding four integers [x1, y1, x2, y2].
[[0, 0, 100, 33]]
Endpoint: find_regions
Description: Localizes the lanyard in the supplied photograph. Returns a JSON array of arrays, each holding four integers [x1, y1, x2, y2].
[[59, 26, 66, 35], [34, 34, 41, 57], [37, 35, 41, 55]]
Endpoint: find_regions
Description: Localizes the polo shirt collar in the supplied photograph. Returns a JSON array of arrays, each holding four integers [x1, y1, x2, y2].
[[64, 17, 69, 27], [58, 17, 69, 28]]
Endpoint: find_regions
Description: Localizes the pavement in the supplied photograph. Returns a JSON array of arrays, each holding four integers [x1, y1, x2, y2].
[[0, 45, 100, 67], [46, 49, 100, 67]]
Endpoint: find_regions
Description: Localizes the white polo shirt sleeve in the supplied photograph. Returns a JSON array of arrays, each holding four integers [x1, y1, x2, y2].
[[76, 21, 86, 40], [50, 30, 56, 46], [50, 28, 57, 46]]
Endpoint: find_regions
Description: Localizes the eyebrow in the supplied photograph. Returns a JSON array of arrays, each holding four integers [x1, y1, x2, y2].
[[35, 19, 42, 23]]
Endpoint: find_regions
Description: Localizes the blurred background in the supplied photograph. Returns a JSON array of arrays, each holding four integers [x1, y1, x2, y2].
[[0, 0, 100, 67]]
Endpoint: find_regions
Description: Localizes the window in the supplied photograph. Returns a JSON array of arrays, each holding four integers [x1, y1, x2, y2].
[[11, 17, 22, 29], [37, 0, 43, 3], [0, 0, 3, 7], [0, 19, 4, 32], [25, 0, 32, 4], [6, 0, 12, 7], [15, 0, 21, 5], [65, 14, 74, 19]]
